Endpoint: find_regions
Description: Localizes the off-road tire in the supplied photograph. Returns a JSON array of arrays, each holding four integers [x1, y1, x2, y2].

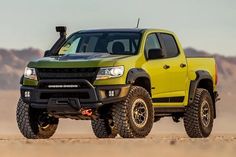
[[184, 88, 214, 138], [91, 118, 117, 138], [112, 86, 154, 138], [16, 99, 59, 139]]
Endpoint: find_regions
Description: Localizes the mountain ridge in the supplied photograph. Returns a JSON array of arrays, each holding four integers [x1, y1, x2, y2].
[[0, 47, 235, 89]]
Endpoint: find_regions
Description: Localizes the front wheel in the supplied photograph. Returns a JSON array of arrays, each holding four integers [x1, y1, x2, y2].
[[184, 88, 214, 138], [112, 86, 154, 138], [16, 99, 59, 139]]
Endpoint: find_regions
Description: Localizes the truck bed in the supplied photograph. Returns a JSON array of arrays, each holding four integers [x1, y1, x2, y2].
[[186, 57, 216, 85]]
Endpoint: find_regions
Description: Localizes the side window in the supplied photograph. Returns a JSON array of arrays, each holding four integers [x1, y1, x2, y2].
[[145, 34, 161, 53], [161, 34, 179, 58]]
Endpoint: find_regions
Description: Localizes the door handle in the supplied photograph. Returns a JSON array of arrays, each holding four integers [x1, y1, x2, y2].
[[163, 65, 170, 69], [180, 63, 186, 68]]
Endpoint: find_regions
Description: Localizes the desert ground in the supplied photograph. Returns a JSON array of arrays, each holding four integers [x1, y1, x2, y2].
[[0, 90, 235, 157]]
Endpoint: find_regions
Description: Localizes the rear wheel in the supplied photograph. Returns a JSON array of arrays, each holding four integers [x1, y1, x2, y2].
[[91, 118, 117, 138], [16, 99, 59, 139], [184, 88, 214, 138], [112, 86, 154, 138]]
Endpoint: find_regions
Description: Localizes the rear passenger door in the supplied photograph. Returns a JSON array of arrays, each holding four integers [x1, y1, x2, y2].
[[157, 33, 188, 99]]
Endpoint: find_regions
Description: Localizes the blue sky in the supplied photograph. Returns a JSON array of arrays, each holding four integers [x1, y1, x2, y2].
[[0, 0, 235, 56]]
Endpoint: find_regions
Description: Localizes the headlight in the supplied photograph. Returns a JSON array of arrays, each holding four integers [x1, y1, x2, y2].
[[96, 66, 124, 80], [24, 67, 37, 80]]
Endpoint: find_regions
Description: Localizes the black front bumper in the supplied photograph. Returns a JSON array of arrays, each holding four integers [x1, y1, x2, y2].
[[21, 79, 130, 113]]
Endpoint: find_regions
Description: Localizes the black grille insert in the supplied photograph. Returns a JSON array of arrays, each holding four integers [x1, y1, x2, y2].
[[37, 68, 99, 83]]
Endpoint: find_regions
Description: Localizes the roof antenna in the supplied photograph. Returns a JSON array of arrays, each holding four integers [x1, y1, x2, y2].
[[136, 18, 140, 28]]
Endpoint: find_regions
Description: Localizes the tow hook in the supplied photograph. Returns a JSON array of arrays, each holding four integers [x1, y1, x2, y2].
[[81, 109, 93, 117]]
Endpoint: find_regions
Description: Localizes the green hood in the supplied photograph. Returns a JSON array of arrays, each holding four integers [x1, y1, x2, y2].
[[28, 53, 131, 68]]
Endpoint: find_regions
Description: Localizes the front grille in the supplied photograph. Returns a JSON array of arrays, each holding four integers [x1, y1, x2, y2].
[[37, 68, 99, 83]]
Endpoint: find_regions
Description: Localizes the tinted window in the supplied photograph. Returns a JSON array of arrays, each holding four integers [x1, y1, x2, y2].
[[145, 34, 161, 53], [58, 32, 141, 55], [161, 34, 179, 57]]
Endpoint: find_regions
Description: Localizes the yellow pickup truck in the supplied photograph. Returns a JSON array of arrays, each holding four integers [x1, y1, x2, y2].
[[17, 27, 219, 139]]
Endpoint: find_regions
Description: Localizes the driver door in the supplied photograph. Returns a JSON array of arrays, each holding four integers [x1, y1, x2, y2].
[[142, 33, 173, 96]]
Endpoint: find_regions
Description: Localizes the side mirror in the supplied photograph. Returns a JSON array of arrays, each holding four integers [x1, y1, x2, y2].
[[44, 50, 51, 57], [147, 48, 164, 60]]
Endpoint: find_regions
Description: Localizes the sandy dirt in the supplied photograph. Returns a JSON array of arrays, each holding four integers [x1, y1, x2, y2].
[[0, 134, 236, 157], [0, 90, 235, 157]]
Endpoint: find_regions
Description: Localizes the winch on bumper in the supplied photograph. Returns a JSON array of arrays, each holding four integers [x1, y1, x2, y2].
[[20, 79, 130, 114]]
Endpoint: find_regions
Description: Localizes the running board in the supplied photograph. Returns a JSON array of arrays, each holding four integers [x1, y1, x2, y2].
[[154, 107, 185, 114]]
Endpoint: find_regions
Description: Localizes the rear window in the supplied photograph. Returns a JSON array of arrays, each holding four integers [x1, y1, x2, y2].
[[161, 34, 179, 58]]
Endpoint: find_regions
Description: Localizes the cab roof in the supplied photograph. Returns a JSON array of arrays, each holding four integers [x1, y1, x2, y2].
[[78, 28, 144, 33], [77, 28, 173, 34]]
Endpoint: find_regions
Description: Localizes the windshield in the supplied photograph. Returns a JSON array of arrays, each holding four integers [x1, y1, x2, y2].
[[58, 32, 141, 55]]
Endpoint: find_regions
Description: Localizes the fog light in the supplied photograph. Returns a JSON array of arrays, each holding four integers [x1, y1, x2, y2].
[[24, 91, 30, 98], [108, 90, 115, 97]]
